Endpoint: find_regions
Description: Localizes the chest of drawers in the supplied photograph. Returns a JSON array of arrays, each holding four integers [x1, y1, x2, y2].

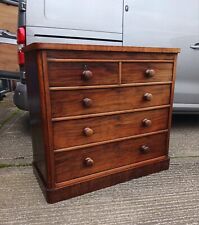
[[24, 43, 179, 203]]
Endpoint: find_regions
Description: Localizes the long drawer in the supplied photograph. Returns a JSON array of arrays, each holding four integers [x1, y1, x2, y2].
[[51, 84, 171, 118], [53, 108, 169, 149], [54, 132, 168, 183], [122, 62, 173, 83], [48, 62, 119, 87]]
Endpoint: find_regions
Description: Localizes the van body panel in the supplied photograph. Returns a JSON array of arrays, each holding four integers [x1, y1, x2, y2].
[[26, 35, 122, 46], [26, 0, 124, 42], [123, 0, 199, 112], [26, 27, 122, 45], [20, 0, 199, 113]]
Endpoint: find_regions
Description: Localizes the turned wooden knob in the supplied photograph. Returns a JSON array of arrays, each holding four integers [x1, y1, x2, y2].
[[83, 127, 94, 137], [82, 70, 93, 81], [145, 69, 155, 78], [142, 118, 152, 127], [140, 145, 150, 153], [82, 98, 93, 108], [84, 157, 94, 167], [144, 93, 153, 101]]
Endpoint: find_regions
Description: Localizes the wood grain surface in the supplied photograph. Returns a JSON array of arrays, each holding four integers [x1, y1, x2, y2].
[[53, 108, 169, 149], [46, 157, 169, 203], [48, 62, 119, 87], [122, 62, 173, 83], [25, 43, 179, 203], [24, 43, 180, 53], [55, 133, 168, 183], [50, 84, 171, 117]]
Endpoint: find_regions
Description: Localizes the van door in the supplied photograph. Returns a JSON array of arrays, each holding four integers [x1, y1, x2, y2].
[[123, 0, 199, 112], [26, 0, 124, 44]]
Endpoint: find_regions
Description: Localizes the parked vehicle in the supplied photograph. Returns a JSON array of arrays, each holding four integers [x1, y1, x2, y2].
[[16, 0, 199, 113], [0, 0, 21, 101]]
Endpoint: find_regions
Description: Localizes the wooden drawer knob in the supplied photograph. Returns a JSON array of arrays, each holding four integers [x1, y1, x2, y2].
[[82, 70, 93, 81], [144, 93, 153, 101], [140, 145, 150, 153], [83, 127, 94, 137], [82, 98, 93, 108], [145, 69, 155, 78], [142, 118, 152, 127], [84, 157, 94, 167]]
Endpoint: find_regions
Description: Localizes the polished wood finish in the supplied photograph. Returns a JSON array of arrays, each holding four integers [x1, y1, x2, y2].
[[24, 43, 180, 53], [140, 145, 151, 154], [82, 97, 93, 108], [83, 127, 94, 137], [53, 108, 169, 149], [24, 43, 179, 203], [144, 92, 153, 101], [26, 51, 48, 184], [54, 133, 167, 183], [36, 157, 170, 203], [48, 62, 119, 87], [145, 69, 156, 78], [82, 70, 93, 81], [142, 118, 152, 127], [122, 62, 173, 83], [50, 84, 171, 117], [47, 52, 176, 61]]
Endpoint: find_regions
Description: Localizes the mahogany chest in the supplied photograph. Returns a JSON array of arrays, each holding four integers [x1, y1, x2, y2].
[[24, 43, 180, 203]]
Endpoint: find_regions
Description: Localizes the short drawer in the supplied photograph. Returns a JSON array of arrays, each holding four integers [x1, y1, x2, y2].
[[54, 133, 168, 183], [51, 85, 171, 118], [122, 62, 173, 83], [48, 62, 119, 87], [53, 108, 169, 149]]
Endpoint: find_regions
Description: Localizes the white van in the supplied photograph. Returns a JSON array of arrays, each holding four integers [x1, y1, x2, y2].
[[15, 0, 199, 113]]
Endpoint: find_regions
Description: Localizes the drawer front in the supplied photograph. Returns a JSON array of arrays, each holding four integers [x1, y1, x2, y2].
[[48, 62, 119, 87], [53, 108, 169, 149], [122, 63, 173, 83], [51, 85, 171, 117], [55, 133, 168, 183]]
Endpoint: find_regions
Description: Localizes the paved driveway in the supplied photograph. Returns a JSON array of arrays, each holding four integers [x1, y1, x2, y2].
[[0, 93, 199, 224]]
